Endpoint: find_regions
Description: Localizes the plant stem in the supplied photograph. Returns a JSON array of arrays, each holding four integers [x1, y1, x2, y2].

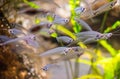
[[64, 61, 70, 79], [73, 57, 80, 79], [68, 60, 74, 77], [100, 11, 109, 33]]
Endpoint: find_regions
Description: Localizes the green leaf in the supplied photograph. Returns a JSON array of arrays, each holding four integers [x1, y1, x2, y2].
[[99, 40, 117, 56], [77, 58, 92, 65], [71, 18, 82, 33], [94, 58, 114, 79], [104, 21, 120, 33], [69, 0, 81, 33], [77, 74, 103, 79], [50, 32, 58, 38], [35, 18, 40, 24], [24, 0, 40, 9], [52, 25, 76, 40]]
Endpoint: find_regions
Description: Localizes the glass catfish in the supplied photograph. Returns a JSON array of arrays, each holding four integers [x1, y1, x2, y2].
[[41, 63, 59, 71], [74, 18, 93, 31], [52, 14, 69, 25], [80, 0, 117, 19], [8, 28, 26, 35], [56, 36, 73, 44], [75, 6, 85, 15], [0, 21, 40, 48], [0, 34, 39, 48], [68, 31, 113, 46], [39, 47, 73, 57]]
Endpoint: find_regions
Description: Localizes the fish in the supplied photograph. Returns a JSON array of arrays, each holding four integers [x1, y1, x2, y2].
[[74, 18, 93, 31], [41, 63, 59, 71], [80, 0, 117, 19], [8, 28, 25, 35], [93, 0, 117, 15], [56, 36, 73, 44], [51, 47, 84, 63], [74, 6, 85, 15], [68, 31, 113, 46], [29, 22, 53, 33], [0, 34, 40, 48], [52, 15, 69, 25], [0, 35, 12, 42], [39, 47, 73, 57]]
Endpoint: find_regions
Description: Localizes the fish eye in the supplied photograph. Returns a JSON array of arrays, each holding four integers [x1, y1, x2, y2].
[[29, 35, 35, 40], [47, 23, 52, 28], [69, 39, 73, 43], [42, 67, 48, 71], [82, 8, 85, 12], [9, 30, 13, 33], [64, 19, 69, 23], [64, 48, 70, 53], [95, 34, 101, 40], [96, 34, 100, 38], [109, 33, 112, 36], [107, 33, 112, 37], [33, 36, 36, 40], [68, 39, 72, 43], [9, 30, 12, 33]]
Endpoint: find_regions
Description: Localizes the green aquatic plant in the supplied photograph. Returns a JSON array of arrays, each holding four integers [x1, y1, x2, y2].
[[23, 0, 40, 9]]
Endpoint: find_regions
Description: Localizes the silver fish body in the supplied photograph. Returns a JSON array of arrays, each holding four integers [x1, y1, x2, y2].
[[0, 34, 39, 48], [39, 47, 72, 57], [0, 35, 12, 42], [53, 15, 69, 25], [41, 64, 59, 71], [75, 18, 93, 31], [8, 28, 25, 35], [75, 6, 85, 15], [56, 36, 73, 44], [69, 31, 112, 46]]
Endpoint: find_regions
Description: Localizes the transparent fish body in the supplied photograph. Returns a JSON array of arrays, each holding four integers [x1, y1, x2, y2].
[[75, 6, 85, 15], [80, 9, 96, 19], [68, 36, 96, 46], [51, 47, 83, 63], [94, 0, 117, 15], [83, 33, 112, 44], [75, 31, 101, 37], [56, 36, 73, 44], [84, 0, 94, 17], [69, 31, 113, 46], [25, 36, 39, 48], [39, 28, 51, 37], [81, 0, 117, 19], [0, 35, 12, 42], [38, 22, 52, 28], [53, 18, 69, 25], [41, 64, 59, 71], [39, 47, 72, 57], [83, 38, 97, 44], [0, 34, 39, 48], [75, 18, 93, 31], [8, 28, 25, 35], [39, 22, 53, 28], [0, 36, 26, 45], [29, 22, 53, 33], [52, 15, 69, 25]]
